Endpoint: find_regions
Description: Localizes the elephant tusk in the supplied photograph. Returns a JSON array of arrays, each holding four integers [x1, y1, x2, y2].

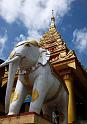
[[8, 56, 20, 63], [0, 59, 10, 68], [0, 56, 20, 68]]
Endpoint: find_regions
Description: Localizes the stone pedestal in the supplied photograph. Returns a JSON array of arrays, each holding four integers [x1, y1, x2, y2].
[[0, 112, 52, 124]]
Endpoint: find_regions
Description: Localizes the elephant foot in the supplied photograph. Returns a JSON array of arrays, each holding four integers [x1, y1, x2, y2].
[[8, 112, 16, 115]]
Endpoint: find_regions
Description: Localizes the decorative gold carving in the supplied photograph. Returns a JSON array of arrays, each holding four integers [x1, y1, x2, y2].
[[24, 70, 30, 86], [59, 52, 66, 59], [51, 50, 75, 63], [38, 16, 72, 65], [31, 88, 39, 102], [26, 40, 38, 47], [39, 23, 67, 54], [68, 62, 76, 69], [1, 80, 7, 87], [50, 56, 58, 62], [65, 50, 75, 59], [10, 91, 19, 103], [16, 40, 38, 47], [9, 50, 15, 59]]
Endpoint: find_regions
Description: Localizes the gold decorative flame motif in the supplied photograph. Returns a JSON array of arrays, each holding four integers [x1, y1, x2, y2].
[[24, 40, 38, 47], [24, 70, 30, 85], [31, 88, 39, 102], [9, 50, 15, 59], [10, 91, 19, 103], [28, 40, 38, 46]]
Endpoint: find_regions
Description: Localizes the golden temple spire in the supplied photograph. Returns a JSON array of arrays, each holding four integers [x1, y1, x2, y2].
[[50, 10, 56, 30]]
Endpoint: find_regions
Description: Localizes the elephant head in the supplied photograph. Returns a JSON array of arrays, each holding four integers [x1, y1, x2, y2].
[[0, 40, 50, 113]]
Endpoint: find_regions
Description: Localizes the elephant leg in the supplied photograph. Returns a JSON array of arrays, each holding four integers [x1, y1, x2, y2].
[[42, 103, 55, 122], [42, 87, 68, 124], [61, 90, 68, 124], [8, 79, 28, 115], [56, 87, 68, 124], [29, 75, 48, 114]]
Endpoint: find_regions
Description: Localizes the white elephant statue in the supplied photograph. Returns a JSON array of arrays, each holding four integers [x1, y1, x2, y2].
[[0, 40, 68, 124]]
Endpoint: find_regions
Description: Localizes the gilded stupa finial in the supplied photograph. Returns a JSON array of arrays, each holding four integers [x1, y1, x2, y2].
[[50, 10, 56, 29], [52, 10, 54, 16]]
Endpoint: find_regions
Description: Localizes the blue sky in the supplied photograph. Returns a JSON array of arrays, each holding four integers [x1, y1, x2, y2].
[[0, 0, 87, 68]]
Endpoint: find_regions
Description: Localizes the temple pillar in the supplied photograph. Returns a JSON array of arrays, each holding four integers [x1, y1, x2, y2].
[[62, 71, 76, 124]]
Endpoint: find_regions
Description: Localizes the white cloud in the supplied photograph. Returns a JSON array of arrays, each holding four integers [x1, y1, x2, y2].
[[0, 0, 75, 40], [14, 34, 26, 46], [15, 30, 42, 45], [0, 32, 8, 57], [0, 0, 22, 23], [15, 34, 26, 42], [28, 30, 42, 41], [72, 28, 87, 53]]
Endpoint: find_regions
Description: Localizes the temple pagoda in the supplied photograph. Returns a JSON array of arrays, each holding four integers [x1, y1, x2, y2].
[[39, 13, 87, 124]]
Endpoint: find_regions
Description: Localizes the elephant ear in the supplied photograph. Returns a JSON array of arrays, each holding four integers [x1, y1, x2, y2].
[[38, 48, 50, 65]]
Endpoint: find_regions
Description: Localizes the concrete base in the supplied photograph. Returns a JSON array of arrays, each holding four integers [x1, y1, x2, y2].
[[0, 112, 52, 124]]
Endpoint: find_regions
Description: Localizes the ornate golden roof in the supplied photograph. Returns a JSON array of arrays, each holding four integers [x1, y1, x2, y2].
[[39, 14, 68, 51], [39, 14, 76, 64]]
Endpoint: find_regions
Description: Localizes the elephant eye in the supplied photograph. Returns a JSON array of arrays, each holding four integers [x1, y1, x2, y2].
[[24, 42, 31, 47]]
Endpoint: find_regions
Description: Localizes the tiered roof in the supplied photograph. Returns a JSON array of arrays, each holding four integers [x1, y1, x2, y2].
[[39, 14, 76, 64]]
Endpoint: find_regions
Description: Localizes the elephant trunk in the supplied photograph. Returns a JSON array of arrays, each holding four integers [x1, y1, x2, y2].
[[0, 56, 20, 68], [5, 56, 20, 114]]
